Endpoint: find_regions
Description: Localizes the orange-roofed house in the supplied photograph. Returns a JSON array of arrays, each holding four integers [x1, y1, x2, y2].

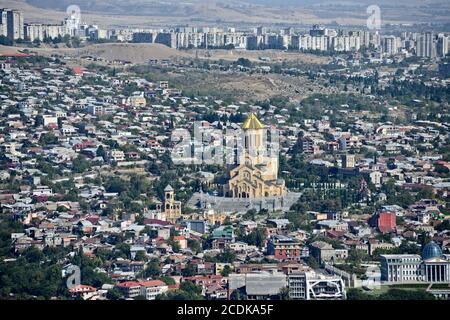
[[114, 281, 141, 298], [68, 284, 97, 300], [73, 67, 85, 76], [173, 235, 188, 249], [138, 279, 168, 300], [183, 275, 226, 288], [168, 283, 180, 290]]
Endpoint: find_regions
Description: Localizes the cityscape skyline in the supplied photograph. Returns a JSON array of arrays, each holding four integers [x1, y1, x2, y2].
[[0, 6, 449, 61], [0, 0, 449, 306]]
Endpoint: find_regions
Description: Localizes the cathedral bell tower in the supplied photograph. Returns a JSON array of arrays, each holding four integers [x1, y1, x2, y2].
[[241, 113, 266, 166], [155, 184, 181, 223]]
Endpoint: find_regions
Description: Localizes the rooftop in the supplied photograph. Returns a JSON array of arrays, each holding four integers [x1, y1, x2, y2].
[[242, 113, 264, 130]]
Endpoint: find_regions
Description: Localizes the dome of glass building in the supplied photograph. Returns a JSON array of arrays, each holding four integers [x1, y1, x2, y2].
[[422, 241, 442, 260]]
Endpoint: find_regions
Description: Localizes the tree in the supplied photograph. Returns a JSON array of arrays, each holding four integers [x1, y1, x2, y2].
[[347, 248, 369, 266], [35, 115, 44, 127], [217, 249, 236, 263], [96, 145, 106, 159], [143, 258, 161, 278], [220, 265, 232, 277], [0, 246, 65, 299], [72, 155, 90, 173], [134, 250, 147, 261], [72, 37, 81, 48], [230, 288, 246, 300], [188, 239, 202, 254], [180, 281, 202, 296], [238, 228, 266, 248], [115, 243, 130, 259], [278, 287, 290, 300], [182, 264, 196, 277], [236, 58, 252, 68], [378, 289, 435, 300], [24, 246, 44, 263], [243, 209, 256, 220], [168, 238, 181, 253], [156, 289, 202, 300], [0, 35, 13, 46], [156, 281, 203, 300], [39, 133, 59, 145], [307, 256, 320, 269], [346, 288, 373, 300], [106, 288, 123, 300], [436, 220, 450, 232], [158, 276, 176, 285]]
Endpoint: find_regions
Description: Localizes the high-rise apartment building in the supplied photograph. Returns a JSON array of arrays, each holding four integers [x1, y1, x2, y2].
[[383, 36, 398, 56], [437, 34, 449, 58], [417, 32, 436, 58], [0, 9, 24, 40], [0, 10, 7, 38]]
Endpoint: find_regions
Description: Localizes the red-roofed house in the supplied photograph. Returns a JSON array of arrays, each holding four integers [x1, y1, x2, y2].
[[369, 211, 397, 234], [173, 235, 188, 249], [115, 281, 141, 298], [137, 279, 168, 300], [73, 67, 85, 76], [183, 275, 226, 287], [115, 279, 168, 300], [377, 211, 397, 234], [69, 284, 97, 300]]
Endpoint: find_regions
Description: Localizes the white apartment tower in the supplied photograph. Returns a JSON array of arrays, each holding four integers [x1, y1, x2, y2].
[[0, 8, 24, 40], [437, 34, 449, 58], [417, 32, 436, 58]]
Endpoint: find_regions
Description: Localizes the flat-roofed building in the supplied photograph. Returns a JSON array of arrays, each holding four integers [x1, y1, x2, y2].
[[380, 242, 450, 284], [229, 271, 287, 300], [267, 235, 303, 261], [288, 271, 346, 300], [380, 254, 423, 282]]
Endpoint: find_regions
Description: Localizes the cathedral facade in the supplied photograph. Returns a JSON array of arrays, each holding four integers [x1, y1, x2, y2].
[[227, 113, 286, 198]]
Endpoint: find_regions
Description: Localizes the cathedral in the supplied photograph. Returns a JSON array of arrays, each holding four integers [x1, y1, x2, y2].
[[227, 113, 286, 198]]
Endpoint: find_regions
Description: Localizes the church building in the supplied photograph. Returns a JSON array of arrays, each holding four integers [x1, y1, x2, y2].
[[155, 185, 182, 223], [227, 113, 286, 198]]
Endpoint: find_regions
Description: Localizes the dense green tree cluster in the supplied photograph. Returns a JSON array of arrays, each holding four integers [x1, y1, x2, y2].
[[0, 246, 67, 299], [372, 241, 421, 260], [205, 249, 236, 264], [236, 228, 266, 248], [156, 281, 203, 300], [347, 288, 435, 300], [141, 258, 161, 278], [69, 249, 113, 288]]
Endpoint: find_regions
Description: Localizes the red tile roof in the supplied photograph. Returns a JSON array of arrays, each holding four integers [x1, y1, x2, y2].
[[137, 280, 166, 287], [69, 284, 97, 293], [115, 281, 141, 288]]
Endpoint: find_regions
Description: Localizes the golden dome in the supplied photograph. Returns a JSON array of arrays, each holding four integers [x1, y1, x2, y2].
[[242, 113, 264, 130]]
